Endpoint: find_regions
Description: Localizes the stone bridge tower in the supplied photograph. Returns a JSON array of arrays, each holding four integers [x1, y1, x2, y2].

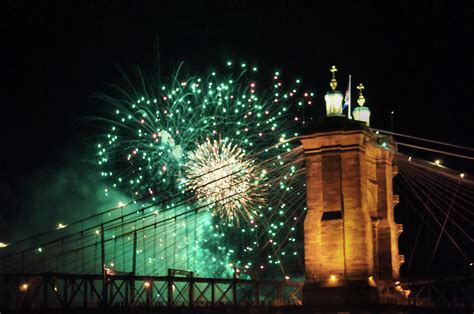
[[301, 67, 403, 305]]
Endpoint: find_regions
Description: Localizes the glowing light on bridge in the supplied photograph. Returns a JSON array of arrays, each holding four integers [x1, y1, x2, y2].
[[19, 283, 29, 292], [368, 276, 376, 286]]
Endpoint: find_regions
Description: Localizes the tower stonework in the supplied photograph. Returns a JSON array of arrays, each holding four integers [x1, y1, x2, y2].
[[301, 117, 402, 305]]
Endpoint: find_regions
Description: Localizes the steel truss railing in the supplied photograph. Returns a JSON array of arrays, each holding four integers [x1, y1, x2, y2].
[[2, 271, 470, 310], [0, 273, 303, 310], [399, 272, 473, 310]]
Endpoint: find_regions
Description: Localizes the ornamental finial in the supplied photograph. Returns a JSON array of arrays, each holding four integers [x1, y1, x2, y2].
[[329, 66, 338, 90], [357, 83, 366, 106]]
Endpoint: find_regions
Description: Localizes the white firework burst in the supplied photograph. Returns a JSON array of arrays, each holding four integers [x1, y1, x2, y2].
[[184, 139, 264, 223]]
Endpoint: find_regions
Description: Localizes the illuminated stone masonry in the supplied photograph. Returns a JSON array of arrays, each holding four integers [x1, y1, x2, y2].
[[300, 67, 403, 306]]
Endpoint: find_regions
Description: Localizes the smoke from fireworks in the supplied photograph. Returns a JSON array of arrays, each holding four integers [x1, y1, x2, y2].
[[96, 61, 312, 277]]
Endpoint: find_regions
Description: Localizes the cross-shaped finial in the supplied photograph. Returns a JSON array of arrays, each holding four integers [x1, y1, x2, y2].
[[329, 66, 338, 90], [357, 83, 366, 106]]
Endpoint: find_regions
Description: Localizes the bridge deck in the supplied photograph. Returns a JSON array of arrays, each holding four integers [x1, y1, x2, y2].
[[0, 272, 303, 309], [1, 272, 472, 311]]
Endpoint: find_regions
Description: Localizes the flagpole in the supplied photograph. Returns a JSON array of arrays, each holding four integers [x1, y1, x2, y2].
[[348, 74, 352, 119]]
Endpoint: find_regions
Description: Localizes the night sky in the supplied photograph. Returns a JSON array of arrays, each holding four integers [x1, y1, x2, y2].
[[0, 1, 473, 276]]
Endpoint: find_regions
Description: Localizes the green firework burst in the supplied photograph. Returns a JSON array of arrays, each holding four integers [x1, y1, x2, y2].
[[97, 61, 312, 278]]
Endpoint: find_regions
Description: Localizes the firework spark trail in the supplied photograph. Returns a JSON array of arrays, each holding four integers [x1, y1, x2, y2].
[[1, 144, 307, 278], [97, 63, 310, 201], [2, 144, 302, 257], [1, 62, 313, 279], [24, 183, 267, 275], [94, 61, 314, 277], [3, 136, 304, 254], [184, 138, 266, 225]]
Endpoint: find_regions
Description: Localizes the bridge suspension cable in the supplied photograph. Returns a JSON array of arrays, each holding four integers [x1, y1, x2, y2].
[[1, 142, 306, 279], [373, 128, 474, 152], [393, 151, 473, 274]]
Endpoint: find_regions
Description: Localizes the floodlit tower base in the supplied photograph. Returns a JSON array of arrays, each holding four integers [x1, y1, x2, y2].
[[300, 116, 403, 307]]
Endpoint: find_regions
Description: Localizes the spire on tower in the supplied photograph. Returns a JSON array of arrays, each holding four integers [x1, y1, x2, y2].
[[353, 83, 371, 125], [357, 83, 366, 106], [324, 66, 344, 116], [330, 65, 338, 90]]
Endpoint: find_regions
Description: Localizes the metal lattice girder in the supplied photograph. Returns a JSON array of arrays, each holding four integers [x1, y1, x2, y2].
[[236, 281, 254, 305], [87, 278, 103, 304], [193, 281, 212, 306], [283, 284, 303, 305], [108, 278, 126, 304], [4, 272, 470, 310], [68, 278, 87, 306], [171, 280, 190, 306], [151, 280, 168, 305], [215, 282, 233, 305], [134, 282, 147, 304], [258, 283, 278, 305], [393, 272, 474, 309]]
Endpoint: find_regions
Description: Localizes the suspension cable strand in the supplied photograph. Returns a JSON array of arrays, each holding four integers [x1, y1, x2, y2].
[[5, 141, 300, 250], [2, 144, 304, 277], [2, 146, 293, 260], [396, 142, 474, 160], [373, 128, 474, 152], [430, 181, 461, 264], [397, 167, 470, 261], [399, 163, 473, 242]]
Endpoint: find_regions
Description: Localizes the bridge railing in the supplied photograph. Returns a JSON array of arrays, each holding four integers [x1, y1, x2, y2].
[[0, 273, 303, 310], [397, 272, 474, 310]]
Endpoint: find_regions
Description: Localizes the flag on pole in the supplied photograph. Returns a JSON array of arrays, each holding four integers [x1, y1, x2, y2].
[[344, 75, 352, 119]]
